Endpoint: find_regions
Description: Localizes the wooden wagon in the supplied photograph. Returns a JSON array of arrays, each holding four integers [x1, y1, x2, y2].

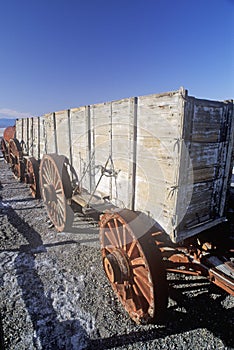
[[2, 87, 234, 324]]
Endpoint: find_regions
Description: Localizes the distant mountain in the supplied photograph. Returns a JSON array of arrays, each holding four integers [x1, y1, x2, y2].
[[0, 118, 16, 128]]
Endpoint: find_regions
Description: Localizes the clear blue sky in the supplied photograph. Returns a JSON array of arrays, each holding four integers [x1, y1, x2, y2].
[[0, 0, 233, 119]]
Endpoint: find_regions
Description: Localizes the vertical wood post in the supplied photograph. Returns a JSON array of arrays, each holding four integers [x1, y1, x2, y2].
[[131, 97, 138, 211], [67, 109, 73, 166], [53, 112, 58, 154]]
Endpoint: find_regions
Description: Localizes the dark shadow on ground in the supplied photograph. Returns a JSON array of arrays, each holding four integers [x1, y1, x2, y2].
[[0, 238, 99, 254], [89, 279, 234, 349], [1, 176, 234, 349], [0, 312, 5, 350], [2, 197, 35, 203], [1, 203, 90, 349], [13, 205, 44, 211]]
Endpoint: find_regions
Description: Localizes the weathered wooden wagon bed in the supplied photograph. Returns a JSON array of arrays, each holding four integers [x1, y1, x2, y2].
[[3, 87, 234, 324]]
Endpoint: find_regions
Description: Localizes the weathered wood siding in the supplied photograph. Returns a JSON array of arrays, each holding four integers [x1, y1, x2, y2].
[[135, 90, 184, 236], [43, 113, 56, 154], [70, 106, 89, 190], [22, 117, 29, 154], [31, 117, 40, 159], [15, 118, 23, 144], [110, 98, 135, 208], [175, 98, 234, 241], [88, 98, 135, 207], [54, 110, 70, 157], [14, 89, 234, 243]]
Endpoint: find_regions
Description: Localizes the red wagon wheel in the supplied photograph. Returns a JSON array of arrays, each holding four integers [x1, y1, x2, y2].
[[8, 138, 25, 181], [24, 157, 41, 198], [3, 126, 16, 143], [100, 209, 168, 324], [0, 138, 9, 163], [40, 154, 74, 231]]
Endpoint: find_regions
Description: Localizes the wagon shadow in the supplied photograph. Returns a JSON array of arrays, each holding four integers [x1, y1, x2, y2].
[[90, 278, 234, 349], [1, 205, 91, 349], [166, 279, 233, 344], [3, 186, 32, 191], [1, 179, 233, 349], [3, 197, 35, 203], [64, 212, 100, 236]]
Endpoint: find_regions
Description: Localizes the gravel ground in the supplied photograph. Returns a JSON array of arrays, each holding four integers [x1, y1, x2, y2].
[[0, 153, 234, 350]]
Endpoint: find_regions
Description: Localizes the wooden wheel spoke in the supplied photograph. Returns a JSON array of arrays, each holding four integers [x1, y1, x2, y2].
[[114, 218, 122, 248], [47, 161, 54, 183], [132, 282, 143, 297], [43, 161, 51, 182], [57, 201, 65, 219], [53, 167, 61, 189], [134, 276, 151, 306], [42, 172, 51, 185], [123, 225, 127, 251], [131, 257, 145, 266], [133, 266, 149, 285], [104, 229, 118, 247], [57, 210, 63, 227], [43, 169, 50, 185], [47, 159, 52, 176], [55, 188, 63, 198], [55, 176, 61, 190], [57, 193, 65, 205], [107, 222, 119, 247], [132, 284, 145, 310], [127, 240, 137, 258], [56, 207, 63, 225]]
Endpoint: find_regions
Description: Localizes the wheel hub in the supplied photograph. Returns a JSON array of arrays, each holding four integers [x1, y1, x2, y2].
[[44, 184, 57, 203], [103, 249, 130, 283]]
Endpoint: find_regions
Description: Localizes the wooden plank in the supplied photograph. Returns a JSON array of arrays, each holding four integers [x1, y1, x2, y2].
[[39, 116, 46, 156], [70, 107, 89, 190], [43, 113, 55, 154], [189, 142, 220, 168], [88, 98, 136, 207], [219, 102, 234, 216], [137, 92, 182, 139], [173, 97, 234, 242], [20, 118, 29, 155], [54, 110, 70, 157], [135, 91, 183, 236], [32, 117, 39, 159], [27, 118, 33, 156], [15, 119, 22, 141]]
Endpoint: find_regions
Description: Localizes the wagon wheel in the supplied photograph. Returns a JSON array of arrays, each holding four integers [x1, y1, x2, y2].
[[3, 126, 16, 143], [0, 138, 9, 163], [8, 138, 25, 181], [40, 154, 74, 231], [25, 157, 41, 198], [100, 209, 168, 324]]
